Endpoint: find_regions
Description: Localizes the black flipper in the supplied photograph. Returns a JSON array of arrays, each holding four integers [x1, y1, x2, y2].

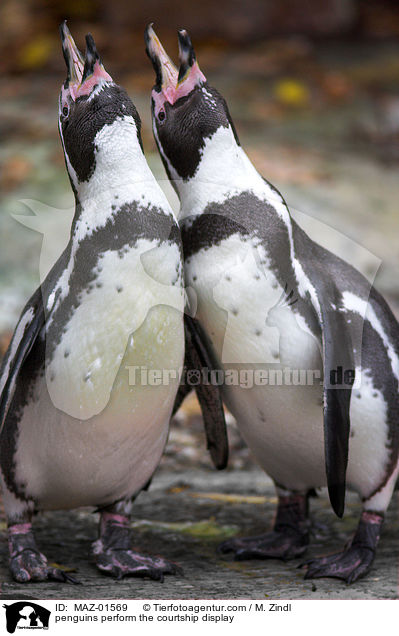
[[172, 381, 192, 417], [293, 222, 355, 518], [319, 294, 354, 518], [0, 287, 45, 435], [173, 315, 228, 470]]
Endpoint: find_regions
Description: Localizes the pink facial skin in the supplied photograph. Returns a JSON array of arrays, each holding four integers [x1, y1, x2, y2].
[[152, 88, 168, 119], [175, 62, 206, 100], [60, 59, 113, 117], [75, 60, 113, 98], [152, 61, 207, 119]]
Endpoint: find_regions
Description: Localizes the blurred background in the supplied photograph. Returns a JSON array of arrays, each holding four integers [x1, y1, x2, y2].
[[1, 0, 399, 470]]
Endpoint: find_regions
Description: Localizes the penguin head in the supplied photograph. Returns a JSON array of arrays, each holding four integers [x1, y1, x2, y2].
[[59, 22, 142, 189], [145, 25, 238, 182]]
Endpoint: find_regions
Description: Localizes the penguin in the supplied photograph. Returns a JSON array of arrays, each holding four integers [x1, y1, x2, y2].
[[0, 23, 189, 584], [145, 25, 399, 583]]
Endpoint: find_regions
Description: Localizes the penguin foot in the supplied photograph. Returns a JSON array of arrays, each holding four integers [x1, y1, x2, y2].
[[302, 511, 383, 584], [92, 546, 179, 581], [218, 493, 310, 561], [218, 528, 308, 561], [302, 546, 375, 583], [91, 512, 181, 581], [8, 523, 79, 584]]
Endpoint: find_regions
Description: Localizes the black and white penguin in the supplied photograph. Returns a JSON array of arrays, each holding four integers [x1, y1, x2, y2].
[[0, 24, 188, 583], [145, 25, 399, 583]]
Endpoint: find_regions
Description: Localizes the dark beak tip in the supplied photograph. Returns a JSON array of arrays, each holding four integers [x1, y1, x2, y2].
[[81, 32, 101, 82], [177, 28, 192, 49], [60, 21, 72, 74], [144, 27, 152, 52], [59, 20, 67, 36], [144, 25, 162, 77], [177, 28, 196, 81], [85, 33, 98, 56], [144, 23, 159, 58]]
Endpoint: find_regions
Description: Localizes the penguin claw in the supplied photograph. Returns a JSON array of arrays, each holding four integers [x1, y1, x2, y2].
[[218, 530, 309, 561], [301, 546, 375, 583], [47, 567, 81, 585]]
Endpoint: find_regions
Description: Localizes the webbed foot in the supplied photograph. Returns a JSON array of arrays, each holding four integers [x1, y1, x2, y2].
[[91, 512, 181, 581], [218, 493, 309, 561], [219, 528, 308, 561], [302, 511, 383, 583]]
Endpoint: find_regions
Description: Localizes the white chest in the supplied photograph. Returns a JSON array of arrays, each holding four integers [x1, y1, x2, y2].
[[46, 238, 184, 419], [187, 235, 321, 369]]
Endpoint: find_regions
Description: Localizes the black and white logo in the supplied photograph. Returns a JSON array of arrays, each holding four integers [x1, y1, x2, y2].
[[3, 602, 50, 634]]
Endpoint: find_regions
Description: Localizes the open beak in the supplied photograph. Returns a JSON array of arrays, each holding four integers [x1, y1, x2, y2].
[[60, 21, 84, 94], [78, 33, 113, 97], [145, 24, 179, 101], [145, 24, 206, 106], [60, 22, 112, 101]]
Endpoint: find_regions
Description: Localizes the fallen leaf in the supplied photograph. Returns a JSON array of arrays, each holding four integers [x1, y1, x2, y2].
[[48, 562, 77, 573], [18, 36, 55, 70], [167, 485, 191, 494], [321, 72, 353, 102], [273, 79, 310, 107], [131, 518, 238, 540], [0, 156, 33, 191], [188, 492, 277, 504]]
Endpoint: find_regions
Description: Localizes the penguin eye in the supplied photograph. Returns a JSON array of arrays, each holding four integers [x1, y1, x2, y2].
[[158, 109, 166, 123], [62, 105, 69, 117]]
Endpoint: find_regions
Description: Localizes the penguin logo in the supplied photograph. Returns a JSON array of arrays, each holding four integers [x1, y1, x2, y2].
[[3, 602, 50, 633]]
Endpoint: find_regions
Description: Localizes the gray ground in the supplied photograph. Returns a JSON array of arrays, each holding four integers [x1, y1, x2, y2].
[[0, 464, 398, 600]]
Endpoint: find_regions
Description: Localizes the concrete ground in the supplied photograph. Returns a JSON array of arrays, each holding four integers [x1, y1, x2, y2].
[[0, 462, 398, 601]]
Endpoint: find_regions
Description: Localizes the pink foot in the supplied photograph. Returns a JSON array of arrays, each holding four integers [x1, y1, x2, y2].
[[91, 512, 181, 581]]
